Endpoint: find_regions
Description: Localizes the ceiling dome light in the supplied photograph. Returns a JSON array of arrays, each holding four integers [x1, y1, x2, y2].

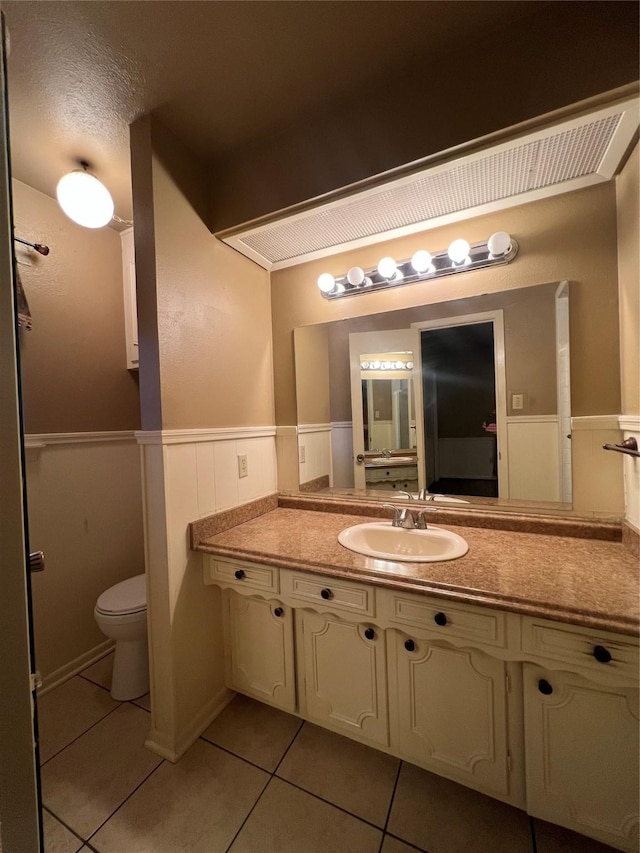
[[377, 256, 397, 279], [317, 273, 336, 293], [346, 266, 365, 286], [56, 168, 114, 228], [447, 238, 471, 265], [487, 231, 512, 257], [411, 250, 433, 273]]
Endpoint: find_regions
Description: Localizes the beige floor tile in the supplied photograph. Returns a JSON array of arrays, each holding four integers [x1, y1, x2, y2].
[[42, 809, 84, 853], [38, 677, 120, 764], [41, 703, 162, 839], [132, 692, 151, 712], [201, 693, 302, 771], [277, 722, 399, 826], [229, 777, 382, 853], [91, 738, 269, 853], [534, 818, 622, 852], [381, 835, 426, 853], [387, 763, 532, 853], [80, 653, 114, 691]]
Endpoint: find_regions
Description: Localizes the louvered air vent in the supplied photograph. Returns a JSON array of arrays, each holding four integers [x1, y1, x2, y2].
[[222, 99, 638, 270]]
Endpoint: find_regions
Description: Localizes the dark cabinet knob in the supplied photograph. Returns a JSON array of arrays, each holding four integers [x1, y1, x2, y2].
[[434, 612, 448, 627], [320, 588, 333, 600], [274, 607, 284, 618], [234, 569, 245, 580], [593, 645, 612, 664], [538, 678, 553, 695], [404, 639, 416, 652], [364, 628, 375, 640]]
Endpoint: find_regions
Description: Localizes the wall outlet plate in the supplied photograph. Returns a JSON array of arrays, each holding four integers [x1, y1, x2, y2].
[[237, 454, 249, 478]]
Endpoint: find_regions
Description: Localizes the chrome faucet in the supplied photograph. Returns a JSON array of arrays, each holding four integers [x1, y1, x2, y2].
[[380, 448, 392, 458], [382, 504, 438, 529]]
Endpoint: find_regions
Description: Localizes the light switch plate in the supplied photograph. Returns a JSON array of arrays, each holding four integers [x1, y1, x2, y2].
[[299, 445, 306, 463], [237, 454, 249, 478], [512, 393, 524, 410]]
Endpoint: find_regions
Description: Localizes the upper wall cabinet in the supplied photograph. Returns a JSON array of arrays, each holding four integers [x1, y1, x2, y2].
[[120, 228, 138, 370]]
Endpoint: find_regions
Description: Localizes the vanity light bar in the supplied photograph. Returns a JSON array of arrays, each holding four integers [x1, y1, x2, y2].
[[317, 232, 518, 299]]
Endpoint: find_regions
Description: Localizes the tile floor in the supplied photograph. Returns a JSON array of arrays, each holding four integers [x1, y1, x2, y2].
[[38, 653, 620, 853]]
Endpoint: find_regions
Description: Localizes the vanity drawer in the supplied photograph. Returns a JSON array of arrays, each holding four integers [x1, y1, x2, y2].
[[522, 617, 639, 680], [281, 570, 375, 617], [205, 557, 279, 594], [379, 590, 508, 649]]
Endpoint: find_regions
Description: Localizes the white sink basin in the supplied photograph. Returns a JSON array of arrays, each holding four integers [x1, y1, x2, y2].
[[367, 456, 415, 466], [338, 522, 468, 562]]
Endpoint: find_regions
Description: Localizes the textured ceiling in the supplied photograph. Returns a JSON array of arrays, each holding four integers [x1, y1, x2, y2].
[[3, 0, 543, 225]]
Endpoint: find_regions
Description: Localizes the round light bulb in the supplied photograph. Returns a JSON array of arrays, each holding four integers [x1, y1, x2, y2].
[[411, 250, 433, 273], [371, 361, 381, 369], [56, 169, 114, 228], [362, 276, 373, 287], [377, 256, 397, 279], [360, 361, 370, 369], [334, 282, 346, 294], [406, 361, 414, 370], [447, 238, 471, 264], [487, 231, 512, 257], [317, 273, 336, 293], [346, 266, 365, 286]]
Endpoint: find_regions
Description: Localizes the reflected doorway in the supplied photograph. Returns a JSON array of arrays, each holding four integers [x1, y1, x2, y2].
[[421, 323, 498, 498]]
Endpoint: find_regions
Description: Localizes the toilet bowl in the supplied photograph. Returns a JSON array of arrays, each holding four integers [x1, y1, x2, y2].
[[94, 574, 149, 701]]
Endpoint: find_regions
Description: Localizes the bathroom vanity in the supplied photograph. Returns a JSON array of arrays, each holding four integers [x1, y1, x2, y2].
[[194, 500, 639, 852]]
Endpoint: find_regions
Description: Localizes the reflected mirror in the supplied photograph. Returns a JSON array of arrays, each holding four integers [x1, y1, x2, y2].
[[294, 281, 572, 509]]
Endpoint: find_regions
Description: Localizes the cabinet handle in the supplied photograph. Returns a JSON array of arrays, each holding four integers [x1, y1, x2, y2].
[[593, 645, 612, 664], [274, 607, 284, 618], [320, 588, 333, 600], [434, 612, 448, 627], [364, 627, 375, 640], [538, 678, 553, 695], [404, 639, 416, 652], [234, 569, 245, 580]]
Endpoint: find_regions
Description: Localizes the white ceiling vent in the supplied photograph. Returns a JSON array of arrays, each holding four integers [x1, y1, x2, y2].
[[222, 99, 638, 270]]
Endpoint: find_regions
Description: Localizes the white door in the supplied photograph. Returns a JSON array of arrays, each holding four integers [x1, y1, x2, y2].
[[0, 15, 42, 850], [349, 329, 424, 491]]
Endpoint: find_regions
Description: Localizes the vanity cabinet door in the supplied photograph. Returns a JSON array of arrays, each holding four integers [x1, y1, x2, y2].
[[225, 590, 296, 713], [390, 631, 511, 799], [523, 663, 639, 852], [298, 610, 389, 747]]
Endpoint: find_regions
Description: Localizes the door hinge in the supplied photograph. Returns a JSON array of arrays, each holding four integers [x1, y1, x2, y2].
[[507, 750, 513, 773], [505, 671, 511, 693], [30, 671, 42, 692]]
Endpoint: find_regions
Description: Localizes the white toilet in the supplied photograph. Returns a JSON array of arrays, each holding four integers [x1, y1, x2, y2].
[[94, 574, 149, 701]]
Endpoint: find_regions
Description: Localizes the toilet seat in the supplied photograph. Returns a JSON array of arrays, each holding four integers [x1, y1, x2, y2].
[[96, 574, 146, 616]]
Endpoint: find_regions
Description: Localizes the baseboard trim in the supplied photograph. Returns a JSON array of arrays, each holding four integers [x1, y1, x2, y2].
[[145, 686, 236, 763], [38, 639, 115, 696]]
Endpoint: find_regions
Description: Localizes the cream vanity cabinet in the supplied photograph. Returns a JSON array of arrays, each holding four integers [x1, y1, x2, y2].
[[521, 617, 639, 852]]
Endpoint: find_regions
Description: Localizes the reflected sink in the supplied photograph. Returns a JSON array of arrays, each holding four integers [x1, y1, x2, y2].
[[396, 493, 469, 504], [338, 522, 468, 562], [367, 456, 415, 466]]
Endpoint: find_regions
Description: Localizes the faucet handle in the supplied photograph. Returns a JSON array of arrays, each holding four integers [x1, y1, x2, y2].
[[416, 507, 439, 529], [381, 503, 403, 527], [398, 491, 414, 500]]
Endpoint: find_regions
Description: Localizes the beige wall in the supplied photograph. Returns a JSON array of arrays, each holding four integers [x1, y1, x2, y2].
[[272, 183, 620, 426], [294, 325, 329, 425], [209, 4, 638, 230], [616, 143, 639, 415], [131, 117, 273, 431], [13, 180, 140, 433]]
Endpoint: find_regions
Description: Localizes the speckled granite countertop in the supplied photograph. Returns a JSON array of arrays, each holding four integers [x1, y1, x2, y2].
[[195, 507, 640, 637]]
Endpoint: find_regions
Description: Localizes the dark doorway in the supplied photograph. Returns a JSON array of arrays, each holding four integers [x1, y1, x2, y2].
[[421, 323, 498, 498]]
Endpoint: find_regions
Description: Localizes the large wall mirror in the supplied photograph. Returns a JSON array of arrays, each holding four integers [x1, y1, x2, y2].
[[294, 280, 573, 510]]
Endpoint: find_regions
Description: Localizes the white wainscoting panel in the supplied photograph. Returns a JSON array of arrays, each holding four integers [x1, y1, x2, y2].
[[276, 427, 299, 492], [619, 416, 640, 530], [570, 416, 624, 517], [24, 433, 145, 684], [506, 417, 560, 502], [331, 422, 354, 489], [297, 424, 332, 487]]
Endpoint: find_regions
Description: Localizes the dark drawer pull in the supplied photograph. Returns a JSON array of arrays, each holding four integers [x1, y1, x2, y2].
[[538, 678, 553, 695], [593, 645, 612, 664], [404, 639, 416, 652], [320, 588, 333, 600], [364, 628, 375, 640], [234, 569, 245, 580], [274, 607, 284, 618], [434, 612, 448, 627]]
